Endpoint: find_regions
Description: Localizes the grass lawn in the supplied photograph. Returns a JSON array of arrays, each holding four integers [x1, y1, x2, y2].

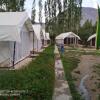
[[61, 51, 83, 100], [0, 46, 55, 100]]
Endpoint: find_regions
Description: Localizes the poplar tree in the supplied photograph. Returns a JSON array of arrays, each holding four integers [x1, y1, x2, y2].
[[38, 0, 42, 24], [45, 1, 49, 32], [45, 0, 82, 43], [31, 0, 36, 24], [0, 0, 26, 11], [56, 0, 63, 34]]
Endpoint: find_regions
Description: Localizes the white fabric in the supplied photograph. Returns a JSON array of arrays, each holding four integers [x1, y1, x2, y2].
[[56, 39, 64, 44], [56, 32, 81, 40], [4, 24, 33, 66], [45, 33, 50, 40], [9, 24, 33, 65], [33, 24, 43, 51], [34, 38, 42, 52], [0, 12, 34, 66], [33, 24, 42, 40], [14, 25, 33, 63], [0, 12, 31, 42], [0, 42, 10, 64], [87, 34, 96, 41]]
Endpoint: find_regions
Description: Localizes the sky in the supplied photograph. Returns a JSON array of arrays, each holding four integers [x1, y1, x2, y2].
[[24, 0, 45, 22], [24, 0, 100, 22]]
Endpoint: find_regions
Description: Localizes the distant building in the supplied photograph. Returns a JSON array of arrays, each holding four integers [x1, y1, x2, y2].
[[56, 32, 81, 46]]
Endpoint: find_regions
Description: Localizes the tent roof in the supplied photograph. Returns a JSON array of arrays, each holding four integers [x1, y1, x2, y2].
[[0, 12, 33, 42], [56, 32, 81, 40], [32, 24, 42, 40], [0, 12, 28, 25], [87, 34, 96, 41]]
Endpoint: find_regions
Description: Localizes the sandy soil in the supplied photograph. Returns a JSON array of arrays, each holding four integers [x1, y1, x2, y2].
[[72, 55, 100, 100]]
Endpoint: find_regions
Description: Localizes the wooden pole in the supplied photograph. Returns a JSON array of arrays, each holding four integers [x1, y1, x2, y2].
[[75, 37, 76, 45], [12, 42, 16, 68], [37, 39, 38, 52], [33, 31, 35, 54]]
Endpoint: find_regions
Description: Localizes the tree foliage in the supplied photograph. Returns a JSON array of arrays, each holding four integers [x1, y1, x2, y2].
[[78, 20, 97, 45], [0, 0, 26, 11], [31, 0, 36, 24], [38, 0, 43, 23], [45, 0, 82, 43]]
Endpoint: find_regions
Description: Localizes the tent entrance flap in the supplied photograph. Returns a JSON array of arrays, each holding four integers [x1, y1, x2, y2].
[[0, 41, 11, 67]]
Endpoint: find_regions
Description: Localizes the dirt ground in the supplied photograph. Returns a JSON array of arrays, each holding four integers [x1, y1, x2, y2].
[[72, 55, 100, 100]]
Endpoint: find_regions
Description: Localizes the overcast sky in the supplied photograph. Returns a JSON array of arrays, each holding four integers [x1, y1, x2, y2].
[[24, 0, 100, 22]]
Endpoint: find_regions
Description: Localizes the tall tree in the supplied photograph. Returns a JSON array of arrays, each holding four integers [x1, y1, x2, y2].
[[56, 0, 62, 34], [38, 0, 43, 23], [45, 0, 82, 43], [0, 0, 25, 11], [62, 0, 82, 33], [31, 0, 36, 24], [45, 1, 49, 32]]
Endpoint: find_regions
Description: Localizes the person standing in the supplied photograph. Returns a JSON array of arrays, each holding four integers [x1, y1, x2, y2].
[[60, 44, 64, 55]]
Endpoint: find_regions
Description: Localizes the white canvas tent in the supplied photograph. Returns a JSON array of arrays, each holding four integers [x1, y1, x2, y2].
[[32, 24, 50, 51], [32, 24, 43, 52], [44, 33, 50, 46], [0, 12, 34, 67], [56, 32, 80, 45], [87, 34, 96, 47], [41, 30, 50, 46]]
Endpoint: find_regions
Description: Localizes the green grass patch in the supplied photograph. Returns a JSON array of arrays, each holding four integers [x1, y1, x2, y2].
[[0, 46, 55, 100], [61, 53, 83, 100]]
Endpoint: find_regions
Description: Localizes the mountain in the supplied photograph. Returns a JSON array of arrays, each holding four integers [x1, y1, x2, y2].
[[81, 7, 98, 26]]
